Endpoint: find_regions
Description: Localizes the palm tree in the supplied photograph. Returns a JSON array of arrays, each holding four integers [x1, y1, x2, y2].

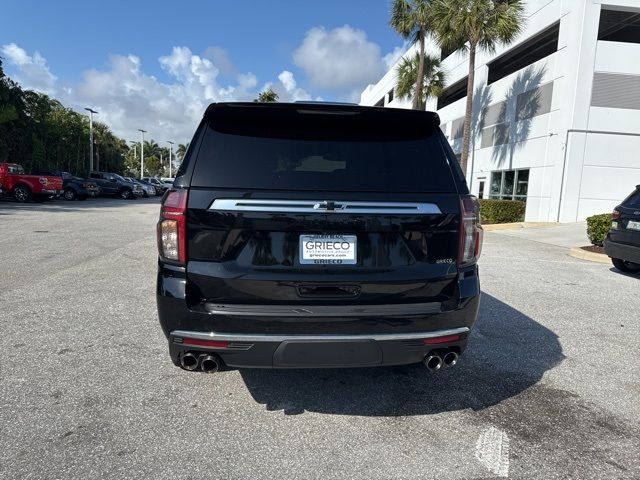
[[396, 52, 446, 109], [253, 88, 279, 103], [143, 140, 160, 158], [390, 0, 432, 110], [429, 0, 525, 177], [176, 142, 189, 160]]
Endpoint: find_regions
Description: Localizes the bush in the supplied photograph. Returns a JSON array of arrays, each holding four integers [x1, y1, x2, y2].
[[479, 199, 526, 224], [586, 213, 611, 246]]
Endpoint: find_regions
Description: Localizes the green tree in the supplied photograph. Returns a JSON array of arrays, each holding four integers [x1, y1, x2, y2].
[[429, 0, 525, 177], [0, 61, 127, 176], [253, 88, 279, 102], [144, 155, 161, 176], [390, 0, 432, 110], [395, 52, 445, 109]]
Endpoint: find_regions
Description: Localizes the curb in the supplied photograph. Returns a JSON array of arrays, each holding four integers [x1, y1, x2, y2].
[[483, 222, 557, 232], [568, 247, 611, 264]]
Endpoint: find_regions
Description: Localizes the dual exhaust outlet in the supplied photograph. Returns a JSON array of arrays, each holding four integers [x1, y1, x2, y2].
[[180, 352, 220, 373], [423, 351, 459, 372]]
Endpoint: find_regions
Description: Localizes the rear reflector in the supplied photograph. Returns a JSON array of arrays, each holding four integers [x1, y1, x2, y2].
[[182, 338, 229, 348], [423, 334, 460, 345]]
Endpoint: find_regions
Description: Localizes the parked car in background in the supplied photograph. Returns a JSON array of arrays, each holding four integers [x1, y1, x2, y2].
[[161, 178, 174, 189], [139, 179, 164, 196], [33, 170, 100, 201], [157, 102, 482, 373], [0, 163, 64, 202], [142, 177, 168, 195], [124, 177, 155, 197], [89, 172, 143, 199], [604, 185, 640, 274]]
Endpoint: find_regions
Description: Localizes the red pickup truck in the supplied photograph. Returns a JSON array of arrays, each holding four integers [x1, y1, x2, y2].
[[0, 163, 64, 202]]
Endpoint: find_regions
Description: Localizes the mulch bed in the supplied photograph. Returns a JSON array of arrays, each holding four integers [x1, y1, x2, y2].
[[581, 245, 605, 254]]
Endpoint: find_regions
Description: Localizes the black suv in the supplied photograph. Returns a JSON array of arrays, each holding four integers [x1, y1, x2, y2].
[[604, 185, 640, 274], [89, 172, 143, 199], [156, 102, 482, 373]]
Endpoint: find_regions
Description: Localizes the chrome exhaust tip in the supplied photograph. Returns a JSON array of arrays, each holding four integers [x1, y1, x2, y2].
[[199, 355, 219, 374], [180, 352, 199, 371], [423, 354, 443, 371], [442, 351, 459, 368]]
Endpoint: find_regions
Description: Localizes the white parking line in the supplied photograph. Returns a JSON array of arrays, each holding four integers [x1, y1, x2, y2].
[[476, 426, 510, 478]]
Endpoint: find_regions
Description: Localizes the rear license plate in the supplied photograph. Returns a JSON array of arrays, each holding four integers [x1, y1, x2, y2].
[[300, 234, 357, 265], [627, 220, 640, 231]]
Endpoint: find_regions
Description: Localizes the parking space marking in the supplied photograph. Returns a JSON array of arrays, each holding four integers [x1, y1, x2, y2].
[[475, 426, 510, 478]]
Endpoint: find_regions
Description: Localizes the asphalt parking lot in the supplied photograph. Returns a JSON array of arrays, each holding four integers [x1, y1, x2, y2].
[[1, 198, 639, 479]]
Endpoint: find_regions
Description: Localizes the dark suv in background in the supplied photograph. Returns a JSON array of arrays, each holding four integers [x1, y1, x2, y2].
[[605, 185, 640, 274], [156, 102, 482, 373], [33, 170, 100, 200], [89, 172, 143, 199]]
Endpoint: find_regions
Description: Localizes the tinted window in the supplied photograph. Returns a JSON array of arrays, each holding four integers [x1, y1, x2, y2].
[[192, 119, 456, 193], [623, 189, 640, 208]]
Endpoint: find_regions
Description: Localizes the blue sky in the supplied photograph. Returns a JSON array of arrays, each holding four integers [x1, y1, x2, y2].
[[0, 0, 408, 143]]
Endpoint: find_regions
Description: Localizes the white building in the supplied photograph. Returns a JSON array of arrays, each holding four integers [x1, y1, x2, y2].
[[361, 0, 640, 222]]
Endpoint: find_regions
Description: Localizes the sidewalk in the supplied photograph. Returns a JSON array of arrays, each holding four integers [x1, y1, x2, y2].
[[487, 221, 588, 249]]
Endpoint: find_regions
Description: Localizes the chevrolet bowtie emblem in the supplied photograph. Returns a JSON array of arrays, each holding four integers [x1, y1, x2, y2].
[[314, 201, 337, 211]]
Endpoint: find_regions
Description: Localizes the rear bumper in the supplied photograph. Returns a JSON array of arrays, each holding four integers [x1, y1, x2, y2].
[[157, 262, 480, 368], [604, 236, 640, 264], [169, 328, 470, 368]]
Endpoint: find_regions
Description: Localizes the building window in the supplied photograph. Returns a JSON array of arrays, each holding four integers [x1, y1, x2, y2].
[[487, 22, 559, 85], [374, 97, 385, 107], [591, 72, 640, 110], [489, 169, 529, 200], [478, 180, 485, 199], [437, 77, 468, 110], [481, 122, 510, 148], [387, 88, 394, 104], [451, 117, 464, 139], [598, 8, 640, 44], [516, 82, 554, 120]]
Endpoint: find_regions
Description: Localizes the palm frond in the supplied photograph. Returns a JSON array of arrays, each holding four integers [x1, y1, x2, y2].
[[395, 52, 446, 108]]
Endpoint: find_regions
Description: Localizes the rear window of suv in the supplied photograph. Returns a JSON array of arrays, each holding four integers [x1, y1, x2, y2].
[[622, 188, 640, 208], [191, 107, 458, 193]]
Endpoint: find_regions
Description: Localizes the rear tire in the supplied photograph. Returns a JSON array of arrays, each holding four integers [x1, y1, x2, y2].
[[13, 185, 31, 202], [120, 188, 132, 200], [612, 258, 640, 273], [63, 189, 77, 201]]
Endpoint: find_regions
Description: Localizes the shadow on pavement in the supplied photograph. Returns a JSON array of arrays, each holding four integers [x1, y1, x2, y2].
[[0, 196, 160, 214], [238, 293, 564, 415]]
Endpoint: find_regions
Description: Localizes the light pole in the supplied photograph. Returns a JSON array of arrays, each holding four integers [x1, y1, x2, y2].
[[129, 141, 137, 174], [167, 141, 174, 178], [138, 129, 147, 178], [84, 108, 98, 172]]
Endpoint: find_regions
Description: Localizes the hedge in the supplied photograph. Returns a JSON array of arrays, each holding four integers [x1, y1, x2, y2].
[[586, 213, 611, 246], [479, 199, 526, 224]]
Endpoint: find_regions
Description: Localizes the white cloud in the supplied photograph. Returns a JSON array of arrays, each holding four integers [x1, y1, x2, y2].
[[259, 70, 313, 103], [1, 32, 404, 143], [292, 25, 388, 92], [383, 42, 411, 69], [1, 44, 279, 144], [202, 46, 236, 76], [1, 43, 57, 94]]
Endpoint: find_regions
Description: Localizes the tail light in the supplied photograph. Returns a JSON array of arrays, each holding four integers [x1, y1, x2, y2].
[[157, 189, 188, 263], [458, 195, 483, 266], [612, 209, 621, 220]]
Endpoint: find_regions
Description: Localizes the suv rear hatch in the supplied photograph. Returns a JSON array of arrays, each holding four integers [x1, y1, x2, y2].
[[170, 104, 476, 332]]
